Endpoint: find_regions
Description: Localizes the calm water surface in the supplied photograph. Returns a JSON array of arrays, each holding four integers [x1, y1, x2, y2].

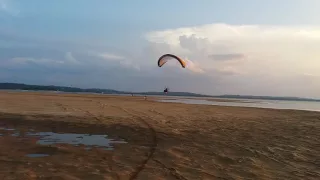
[[158, 98, 320, 112]]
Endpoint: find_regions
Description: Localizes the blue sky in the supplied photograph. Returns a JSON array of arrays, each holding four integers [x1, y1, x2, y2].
[[1, 0, 320, 97]]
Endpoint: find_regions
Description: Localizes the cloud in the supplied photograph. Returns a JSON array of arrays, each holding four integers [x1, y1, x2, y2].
[[184, 58, 204, 74], [144, 23, 320, 97], [208, 53, 245, 61], [215, 66, 245, 76], [1, 23, 320, 97], [86, 51, 141, 71], [10, 57, 63, 65], [0, 0, 19, 16], [65, 52, 77, 63], [93, 52, 126, 60]]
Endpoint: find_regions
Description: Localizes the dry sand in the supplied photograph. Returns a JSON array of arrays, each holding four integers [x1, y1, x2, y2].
[[0, 91, 319, 180]]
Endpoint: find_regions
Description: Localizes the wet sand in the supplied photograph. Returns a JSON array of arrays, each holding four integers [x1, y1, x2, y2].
[[0, 91, 319, 180]]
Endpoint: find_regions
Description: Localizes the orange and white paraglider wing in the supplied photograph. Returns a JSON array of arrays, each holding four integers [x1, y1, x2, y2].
[[157, 54, 186, 68]]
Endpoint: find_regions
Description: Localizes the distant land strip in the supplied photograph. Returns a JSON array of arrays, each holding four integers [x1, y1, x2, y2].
[[0, 82, 319, 102]]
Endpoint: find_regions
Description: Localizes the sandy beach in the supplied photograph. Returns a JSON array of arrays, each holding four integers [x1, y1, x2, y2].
[[0, 91, 319, 180]]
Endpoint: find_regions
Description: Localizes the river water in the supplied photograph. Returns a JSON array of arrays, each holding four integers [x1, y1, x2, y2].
[[158, 97, 320, 112]]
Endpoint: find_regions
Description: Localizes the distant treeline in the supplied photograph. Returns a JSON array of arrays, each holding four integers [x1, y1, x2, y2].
[[0, 83, 209, 97], [0, 82, 319, 102], [0, 83, 121, 94]]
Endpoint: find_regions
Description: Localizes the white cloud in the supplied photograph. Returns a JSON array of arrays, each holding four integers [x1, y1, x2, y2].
[[0, 0, 19, 16], [65, 52, 78, 63], [144, 23, 320, 97], [86, 51, 141, 71], [184, 58, 204, 74], [208, 53, 245, 61], [10, 57, 63, 65], [145, 23, 320, 74], [3, 55, 81, 69], [93, 52, 126, 60]]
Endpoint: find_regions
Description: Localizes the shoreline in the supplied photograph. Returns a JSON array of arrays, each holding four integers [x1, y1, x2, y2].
[[156, 98, 320, 113], [2, 89, 320, 114]]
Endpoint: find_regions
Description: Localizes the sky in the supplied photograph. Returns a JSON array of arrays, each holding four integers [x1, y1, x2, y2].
[[1, 0, 320, 98]]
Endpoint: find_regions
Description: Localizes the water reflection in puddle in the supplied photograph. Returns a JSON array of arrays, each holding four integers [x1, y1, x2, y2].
[[26, 132, 127, 148], [0, 126, 127, 156], [26, 154, 50, 158], [0, 127, 15, 131]]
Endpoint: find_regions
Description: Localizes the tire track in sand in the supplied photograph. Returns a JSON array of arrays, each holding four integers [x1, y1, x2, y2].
[[55, 102, 103, 124], [57, 100, 186, 180], [55, 103, 68, 111], [107, 103, 188, 180], [147, 109, 190, 180], [100, 104, 158, 180]]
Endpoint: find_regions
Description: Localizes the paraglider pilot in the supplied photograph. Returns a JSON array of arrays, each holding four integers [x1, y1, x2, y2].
[[164, 87, 169, 94]]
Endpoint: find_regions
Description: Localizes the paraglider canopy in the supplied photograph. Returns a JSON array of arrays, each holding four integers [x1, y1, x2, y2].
[[157, 54, 185, 95], [157, 54, 186, 68]]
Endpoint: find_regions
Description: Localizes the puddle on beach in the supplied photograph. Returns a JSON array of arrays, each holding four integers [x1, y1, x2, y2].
[[26, 154, 50, 158], [0, 127, 15, 131], [0, 126, 127, 157]]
